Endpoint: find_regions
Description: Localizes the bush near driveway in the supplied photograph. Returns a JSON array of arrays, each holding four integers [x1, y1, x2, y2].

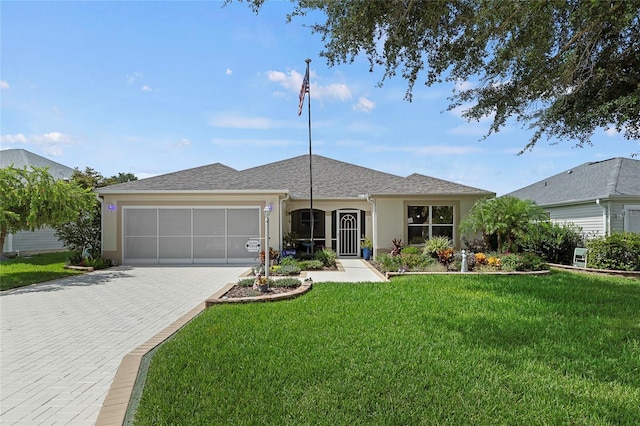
[[134, 271, 640, 425]]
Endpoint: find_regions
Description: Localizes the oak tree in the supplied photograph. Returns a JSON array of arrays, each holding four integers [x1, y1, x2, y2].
[[243, 0, 640, 152]]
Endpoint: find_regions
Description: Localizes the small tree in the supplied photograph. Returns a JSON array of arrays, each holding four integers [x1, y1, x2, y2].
[[460, 196, 548, 252], [54, 167, 137, 257], [0, 166, 94, 250]]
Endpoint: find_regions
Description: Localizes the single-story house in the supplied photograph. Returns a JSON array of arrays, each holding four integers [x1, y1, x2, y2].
[[96, 155, 494, 265], [1, 149, 75, 254], [96, 155, 495, 264], [507, 157, 640, 237]]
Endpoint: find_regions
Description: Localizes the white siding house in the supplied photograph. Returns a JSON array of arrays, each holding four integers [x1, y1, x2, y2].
[[1, 149, 76, 254], [508, 158, 640, 238]]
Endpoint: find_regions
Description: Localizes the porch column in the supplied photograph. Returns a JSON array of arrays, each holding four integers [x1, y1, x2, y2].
[[324, 211, 331, 250]]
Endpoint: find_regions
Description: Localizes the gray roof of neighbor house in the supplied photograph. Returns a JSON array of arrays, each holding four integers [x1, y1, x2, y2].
[[0, 149, 75, 180], [506, 157, 640, 206], [96, 154, 493, 199]]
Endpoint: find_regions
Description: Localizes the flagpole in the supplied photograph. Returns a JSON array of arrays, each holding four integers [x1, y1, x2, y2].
[[305, 58, 314, 256]]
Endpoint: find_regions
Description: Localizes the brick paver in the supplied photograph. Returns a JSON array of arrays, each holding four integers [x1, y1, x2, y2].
[[0, 266, 245, 425]]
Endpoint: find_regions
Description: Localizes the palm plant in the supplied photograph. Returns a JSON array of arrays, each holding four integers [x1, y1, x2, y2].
[[460, 196, 547, 252]]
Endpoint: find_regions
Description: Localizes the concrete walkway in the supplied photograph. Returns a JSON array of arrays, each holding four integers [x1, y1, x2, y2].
[[0, 266, 245, 425], [307, 258, 387, 283], [0, 260, 384, 425]]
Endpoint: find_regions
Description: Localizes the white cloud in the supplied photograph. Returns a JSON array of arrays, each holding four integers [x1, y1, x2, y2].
[[1, 133, 27, 144], [225, 68, 233, 76], [141, 85, 153, 92], [366, 144, 483, 156], [127, 72, 143, 84], [211, 138, 297, 147], [32, 132, 76, 156], [209, 113, 278, 129], [267, 69, 352, 101], [454, 80, 475, 91], [448, 123, 490, 136], [605, 128, 620, 137], [0, 80, 9, 90], [353, 96, 376, 112]]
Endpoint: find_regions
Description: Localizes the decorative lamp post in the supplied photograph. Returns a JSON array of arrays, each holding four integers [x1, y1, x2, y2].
[[263, 205, 271, 281]]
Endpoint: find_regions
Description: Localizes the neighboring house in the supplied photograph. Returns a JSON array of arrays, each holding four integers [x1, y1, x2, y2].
[[507, 157, 640, 237], [96, 155, 494, 265], [1, 149, 76, 254]]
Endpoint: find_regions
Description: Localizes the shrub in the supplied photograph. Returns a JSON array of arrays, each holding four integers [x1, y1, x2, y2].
[[498, 253, 548, 271], [586, 232, 640, 271], [518, 222, 585, 264], [314, 249, 337, 267], [374, 252, 402, 272], [280, 256, 298, 267], [436, 248, 455, 265], [278, 264, 302, 276], [299, 260, 324, 270], [238, 278, 256, 287], [399, 252, 424, 270], [474, 252, 487, 265], [273, 277, 301, 288], [424, 236, 453, 258], [402, 246, 421, 255]]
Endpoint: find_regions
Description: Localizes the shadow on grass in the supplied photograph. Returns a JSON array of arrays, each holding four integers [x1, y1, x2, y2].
[[0, 267, 136, 295]]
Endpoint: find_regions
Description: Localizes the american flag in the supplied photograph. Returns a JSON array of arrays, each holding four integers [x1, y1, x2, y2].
[[297, 67, 309, 116]]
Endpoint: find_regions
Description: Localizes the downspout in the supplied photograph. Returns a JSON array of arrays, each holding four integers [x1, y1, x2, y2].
[[595, 199, 608, 236], [279, 192, 291, 250], [97, 195, 104, 258], [366, 194, 377, 258]]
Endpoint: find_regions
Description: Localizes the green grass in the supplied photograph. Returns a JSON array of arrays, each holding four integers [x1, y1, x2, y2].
[[134, 271, 640, 425], [0, 251, 84, 291]]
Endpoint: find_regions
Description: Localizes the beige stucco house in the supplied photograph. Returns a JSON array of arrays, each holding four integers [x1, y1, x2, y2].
[[96, 155, 493, 265]]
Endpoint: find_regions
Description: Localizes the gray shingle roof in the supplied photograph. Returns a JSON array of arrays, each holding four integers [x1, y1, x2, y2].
[[506, 157, 640, 206], [97, 154, 493, 198], [0, 149, 75, 180]]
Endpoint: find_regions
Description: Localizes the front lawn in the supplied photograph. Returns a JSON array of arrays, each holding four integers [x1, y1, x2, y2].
[[0, 251, 84, 291], [134, 271, 640, 425]]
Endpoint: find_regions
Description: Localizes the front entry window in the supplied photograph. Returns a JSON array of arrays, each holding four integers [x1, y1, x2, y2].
[[291, 209, 325, 241], [407, 205, 453, 244]]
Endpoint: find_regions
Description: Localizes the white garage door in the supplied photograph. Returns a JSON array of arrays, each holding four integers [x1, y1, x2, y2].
[[123, 207, 260, 264]]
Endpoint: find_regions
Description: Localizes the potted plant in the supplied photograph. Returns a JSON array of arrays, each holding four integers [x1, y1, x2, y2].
[[282, 231, 298, 257], [362, 236, 373, 260]]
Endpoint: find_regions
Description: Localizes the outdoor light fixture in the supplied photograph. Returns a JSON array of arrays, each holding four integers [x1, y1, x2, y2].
[[107, 203, 116, 212], [264, 205, 271, 281]]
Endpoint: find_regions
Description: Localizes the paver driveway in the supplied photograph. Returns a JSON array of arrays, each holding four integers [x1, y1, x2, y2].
[[0, 266, 246, 425]]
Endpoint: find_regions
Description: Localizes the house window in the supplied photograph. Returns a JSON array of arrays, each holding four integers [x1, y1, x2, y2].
[[407, 205, 453, 244], [291, 209, 325, 240]]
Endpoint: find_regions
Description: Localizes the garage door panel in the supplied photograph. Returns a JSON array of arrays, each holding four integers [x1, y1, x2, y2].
[[193, 236, 226, 258], [124, 236, 157, 260], [125, 209, 157, 236], [228, 209, 259, 235], [159, 236, 191, 259], [193, 209, 225, 236], [227, 236, 256, 259], [159, 209, 191, 236]]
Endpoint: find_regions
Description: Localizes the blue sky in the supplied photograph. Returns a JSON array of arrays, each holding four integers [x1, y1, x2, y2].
[[1, 1, 637, 195]]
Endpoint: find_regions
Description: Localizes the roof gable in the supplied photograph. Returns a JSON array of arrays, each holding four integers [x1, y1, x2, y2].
[[0, 149, 75, 180], [507, 157, 640, 205], [377, 173, 493, 195], [96, 154, 493, 198]]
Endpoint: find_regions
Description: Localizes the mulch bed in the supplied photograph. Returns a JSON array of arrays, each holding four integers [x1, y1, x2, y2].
[[223, 284, 302, 299]]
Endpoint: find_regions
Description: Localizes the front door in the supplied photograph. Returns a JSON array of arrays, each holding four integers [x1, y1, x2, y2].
[[337, 210, 360, 257]]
